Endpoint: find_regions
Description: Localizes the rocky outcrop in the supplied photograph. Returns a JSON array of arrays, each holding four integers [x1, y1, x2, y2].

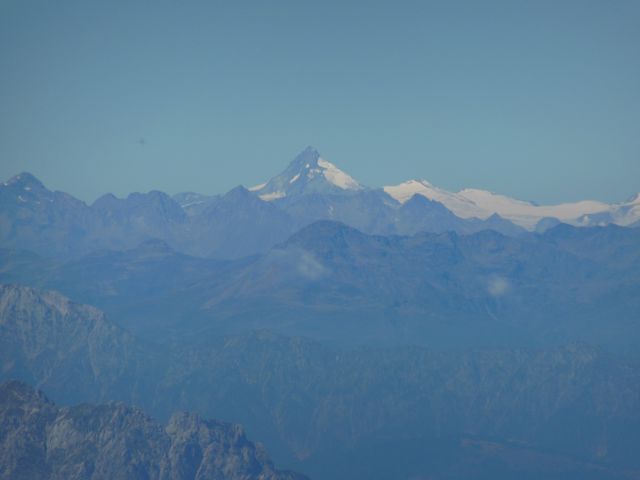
[[0, 284, 162, 407], [0, 380, 307, 480]]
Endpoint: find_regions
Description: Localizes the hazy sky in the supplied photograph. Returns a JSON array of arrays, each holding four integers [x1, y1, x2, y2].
[[1, 0, 639, 204]]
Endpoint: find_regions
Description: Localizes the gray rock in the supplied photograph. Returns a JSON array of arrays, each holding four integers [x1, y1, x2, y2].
[[0, 381, 307, 480]]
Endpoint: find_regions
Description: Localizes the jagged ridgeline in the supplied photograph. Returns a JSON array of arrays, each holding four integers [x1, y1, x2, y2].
[[0, 380, 306, 480], [1, 148, 638, 260]]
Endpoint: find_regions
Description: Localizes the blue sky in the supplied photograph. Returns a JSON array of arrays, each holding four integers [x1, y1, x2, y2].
[[1, 0, 639, 204]]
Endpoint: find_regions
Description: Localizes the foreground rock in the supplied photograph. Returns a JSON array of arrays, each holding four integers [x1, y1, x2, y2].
[[0, 380, 307, 480]]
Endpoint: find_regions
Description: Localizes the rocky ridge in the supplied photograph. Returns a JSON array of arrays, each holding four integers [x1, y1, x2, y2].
[[0, 380, 307, 480]]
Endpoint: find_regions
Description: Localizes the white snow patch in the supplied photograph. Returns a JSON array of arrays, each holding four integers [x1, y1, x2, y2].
[[181, 200, 205, 208], [289, 173, 301, 184], [384, 180, 485, 218], [317, 158, 361, 190], [248, 182, 267, 192], [384, 179, 629, 230], [17, 195, 26, 202], [259, 190, 286, 201], [458, 189, 610, 229], [24, 186, 31, 191]]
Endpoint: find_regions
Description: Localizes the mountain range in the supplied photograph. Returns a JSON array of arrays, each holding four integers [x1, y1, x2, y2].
[[2, 147, 637, 260], [1, 284, 639, 480], [2, 146, 640, 479], [249, 147, 640, 230], [2, 220, 639, 350]]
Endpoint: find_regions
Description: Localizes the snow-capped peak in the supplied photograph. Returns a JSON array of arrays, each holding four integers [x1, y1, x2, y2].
[[2, 172, 46, 190], [384, 179, 627, 230], [240, 148, 640, 228], [249, 147, 363, 201], [384, 179, 486, 218], [316, 157, 361, 190], [383, 179, 433, 204]]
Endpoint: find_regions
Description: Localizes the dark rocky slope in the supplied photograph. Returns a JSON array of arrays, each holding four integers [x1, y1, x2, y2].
[[0, 380, 307, 480]]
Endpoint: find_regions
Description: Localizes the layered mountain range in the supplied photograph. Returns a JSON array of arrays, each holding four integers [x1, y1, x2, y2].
[[2, 147, 637, 260], [1, 147, 639, 479], [1, 285, 639, 480], [2, 220, 639, 350]]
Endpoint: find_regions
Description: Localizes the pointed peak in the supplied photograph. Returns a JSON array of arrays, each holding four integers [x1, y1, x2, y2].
[[383, 179, 437, 204], [253, 149, 363, 200], [9, 172, 41, 183], [301, 145, 321, 156], [403, 193, 437, 206], [286, 146, 322, 170], [401, 193, 451, 214], [3, 172, 46, 190], [225, 185, 251, 197], [91, 193, 120, 208], [299, 145, 321, 158]]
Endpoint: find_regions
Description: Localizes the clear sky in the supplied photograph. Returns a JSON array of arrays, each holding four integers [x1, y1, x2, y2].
[[1, 0, 639, 204]]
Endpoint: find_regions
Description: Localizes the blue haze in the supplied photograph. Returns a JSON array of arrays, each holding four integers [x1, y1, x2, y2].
[[0, 0, 639, 203]]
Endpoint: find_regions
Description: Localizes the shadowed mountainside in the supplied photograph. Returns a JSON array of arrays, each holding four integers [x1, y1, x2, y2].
[[2, 221, 639, 350], [0, 380, 307, 480]]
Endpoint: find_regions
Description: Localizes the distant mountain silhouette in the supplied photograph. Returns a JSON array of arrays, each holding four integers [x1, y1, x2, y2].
[[2, 221, 639, 350]]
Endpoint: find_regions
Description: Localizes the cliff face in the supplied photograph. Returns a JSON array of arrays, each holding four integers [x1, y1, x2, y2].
[[0, 283, 164, 407], [0, 381, 307, 480]]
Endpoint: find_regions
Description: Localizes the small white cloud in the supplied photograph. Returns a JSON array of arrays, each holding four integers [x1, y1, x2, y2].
[[296, 251, 327, 280], [487, 276, 510, 297], [263, 248, 328, 281]]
